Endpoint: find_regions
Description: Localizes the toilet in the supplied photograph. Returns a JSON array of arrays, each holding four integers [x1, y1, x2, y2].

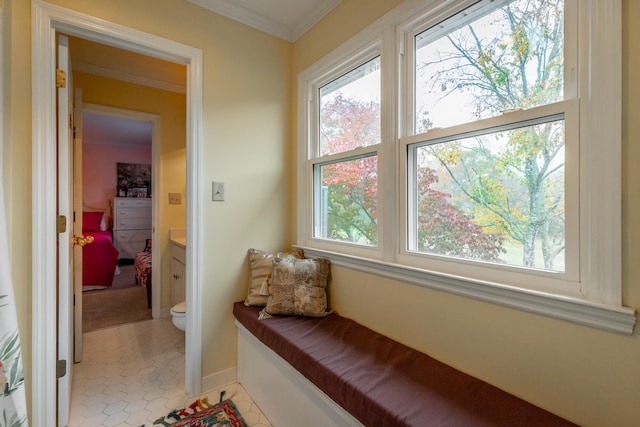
[[170, 301, 186, 331]]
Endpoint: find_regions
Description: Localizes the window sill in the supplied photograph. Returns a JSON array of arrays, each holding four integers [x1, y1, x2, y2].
[[297, 246, 637, 335]]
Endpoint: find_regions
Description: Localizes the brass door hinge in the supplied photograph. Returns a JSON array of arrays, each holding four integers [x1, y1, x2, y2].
[[56, 69, 67, 88], [56, 215, 67, 234]]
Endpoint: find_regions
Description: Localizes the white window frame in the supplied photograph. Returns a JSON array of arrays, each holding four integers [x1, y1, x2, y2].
[[300, 39, 389, 260], [398, 0, 580, 295], [296, 0, 636, 334]]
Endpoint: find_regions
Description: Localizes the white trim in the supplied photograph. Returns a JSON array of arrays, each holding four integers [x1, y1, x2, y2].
[[31, 2, 204, 425], [290, 0, 343, 43], [188, 0, 289, 40], [299, 246, 636, 335], [578, 0, 622, 304], [187, 0, 341, 42], [201, 366, 237, 393]]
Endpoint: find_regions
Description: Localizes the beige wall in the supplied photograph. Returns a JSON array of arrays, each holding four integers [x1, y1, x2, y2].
[[74, 71, 187, 309], [4, 0, 639, 425], [4, 0, 291, 419], [292, 1, 640, 426]]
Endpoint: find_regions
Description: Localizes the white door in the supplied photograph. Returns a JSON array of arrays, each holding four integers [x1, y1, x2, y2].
[[73, 87, 84, 364], [56, 33, 76, 427]]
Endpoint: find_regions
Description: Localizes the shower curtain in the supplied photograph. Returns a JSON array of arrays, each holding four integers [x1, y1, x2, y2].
[[0, 177, 28, 426]]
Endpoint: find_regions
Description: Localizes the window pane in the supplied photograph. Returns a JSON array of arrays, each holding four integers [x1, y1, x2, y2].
[[315, 155, 378, 245], [319, 57, 381, 156], [409, 119, 565, 272], [414, 0, 564, 133]]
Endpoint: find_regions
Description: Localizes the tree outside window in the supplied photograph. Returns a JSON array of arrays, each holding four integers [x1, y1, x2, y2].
[[409, 0, 566, 271]]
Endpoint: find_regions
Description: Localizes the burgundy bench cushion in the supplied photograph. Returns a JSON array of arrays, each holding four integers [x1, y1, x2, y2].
[[233, 302, 576, 427]]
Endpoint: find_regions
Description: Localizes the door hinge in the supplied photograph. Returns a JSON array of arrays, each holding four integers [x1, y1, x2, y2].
[[56, 69, 67, 88], [56, 359, 67, 379], [56, 215, 67, 234]]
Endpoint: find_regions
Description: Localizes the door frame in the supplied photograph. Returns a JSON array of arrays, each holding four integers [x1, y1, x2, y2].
[[31, 2, 203, 425]]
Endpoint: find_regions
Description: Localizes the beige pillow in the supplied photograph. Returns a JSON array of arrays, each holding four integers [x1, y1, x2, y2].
[[244, 248, 304, 306], [264, 257, 331, 317]]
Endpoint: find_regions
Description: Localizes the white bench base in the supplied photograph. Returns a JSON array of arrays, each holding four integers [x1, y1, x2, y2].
[[236, 321, 363, 427]]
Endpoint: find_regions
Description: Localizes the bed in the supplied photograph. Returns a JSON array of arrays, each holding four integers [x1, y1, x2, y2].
[[82, 208, 120, 290]]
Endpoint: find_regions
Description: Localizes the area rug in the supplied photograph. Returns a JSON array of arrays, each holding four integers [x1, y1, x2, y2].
[[150, 397, 249, 427]]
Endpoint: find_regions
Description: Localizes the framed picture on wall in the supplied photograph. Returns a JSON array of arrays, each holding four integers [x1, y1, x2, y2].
[[117, 163, 151, 197]]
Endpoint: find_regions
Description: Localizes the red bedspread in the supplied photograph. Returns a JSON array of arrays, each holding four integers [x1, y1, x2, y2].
[[83, 231, 119, 289]]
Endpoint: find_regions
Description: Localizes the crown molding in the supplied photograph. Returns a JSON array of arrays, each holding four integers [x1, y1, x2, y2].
[[188, 0, 341, 42], [290, 0, 342, 41]]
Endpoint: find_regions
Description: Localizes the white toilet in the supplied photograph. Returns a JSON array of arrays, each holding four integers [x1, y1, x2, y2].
[[170, 301, 186, 331]]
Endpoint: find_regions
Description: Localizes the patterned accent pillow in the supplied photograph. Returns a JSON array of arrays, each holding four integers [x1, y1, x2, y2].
[[264, 257, 331, 317], [244, 248, 305, 307]]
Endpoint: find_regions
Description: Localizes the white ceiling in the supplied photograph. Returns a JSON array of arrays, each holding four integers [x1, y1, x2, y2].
[[188, 0, 342, 42]]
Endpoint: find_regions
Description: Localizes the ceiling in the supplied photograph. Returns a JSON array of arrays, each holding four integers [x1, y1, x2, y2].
[[188, 0, 342, 42], [78, 0, 341, 148], [82, 111, 153, 149]]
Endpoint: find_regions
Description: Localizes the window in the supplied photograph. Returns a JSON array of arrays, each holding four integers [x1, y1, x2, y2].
[[312, 55, 381, 247], [297, 0, 632, 332], [401, 0, 579, 291]]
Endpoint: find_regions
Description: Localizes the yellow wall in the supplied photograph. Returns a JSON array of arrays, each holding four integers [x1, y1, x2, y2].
[[4, 0, 291, 418], [292, 1, 640, 426], [4, 0, 640, 425], [73, 71, 187, 309]]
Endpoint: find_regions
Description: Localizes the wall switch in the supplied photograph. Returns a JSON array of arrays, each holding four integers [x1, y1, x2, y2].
[[212, 181, 225, 201], [169, 192, 182, 205]]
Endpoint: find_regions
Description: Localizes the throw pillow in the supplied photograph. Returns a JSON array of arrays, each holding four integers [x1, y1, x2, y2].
[[244, 248, 304, 307], [264, 257, 331, 318]]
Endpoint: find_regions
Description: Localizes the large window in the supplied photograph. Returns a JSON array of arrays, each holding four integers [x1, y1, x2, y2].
[[297, 0, 631, 332], [402, 0, 578, 289]]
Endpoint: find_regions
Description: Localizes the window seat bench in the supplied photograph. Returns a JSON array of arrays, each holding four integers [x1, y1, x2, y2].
[[233, 302, 576, 427]]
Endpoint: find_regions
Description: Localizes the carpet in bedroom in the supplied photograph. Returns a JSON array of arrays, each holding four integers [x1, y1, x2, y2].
[[83, 264, 152, 332]]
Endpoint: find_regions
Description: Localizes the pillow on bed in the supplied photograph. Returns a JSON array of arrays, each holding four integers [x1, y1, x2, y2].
[[99, 215, 108, 231], [245, 248, 304, 307], [263, 257, 331, 318], [83, 211, 104, 232]]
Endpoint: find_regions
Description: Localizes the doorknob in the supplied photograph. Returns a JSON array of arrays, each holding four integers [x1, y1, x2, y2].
[[72, 235, 95, 247]]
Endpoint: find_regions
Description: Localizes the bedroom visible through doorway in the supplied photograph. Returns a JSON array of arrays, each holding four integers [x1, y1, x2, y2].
[[80, 105, 156, 334]]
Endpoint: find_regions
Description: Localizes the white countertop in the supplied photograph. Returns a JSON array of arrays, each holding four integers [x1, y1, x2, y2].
[[169, 228, 186, 248], [171, 237, 186, 248]]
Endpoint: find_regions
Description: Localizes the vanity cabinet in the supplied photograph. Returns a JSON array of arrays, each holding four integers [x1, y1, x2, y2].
[[112, 197, 152, 259], [170, 237, 186, 305]]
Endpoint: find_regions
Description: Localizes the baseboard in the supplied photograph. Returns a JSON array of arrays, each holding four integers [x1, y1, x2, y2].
[[201, 366, 238, 393]]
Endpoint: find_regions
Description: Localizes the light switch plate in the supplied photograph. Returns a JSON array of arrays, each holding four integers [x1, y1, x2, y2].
[[212, 181, 225, 201], [169, 192, 182, 205]]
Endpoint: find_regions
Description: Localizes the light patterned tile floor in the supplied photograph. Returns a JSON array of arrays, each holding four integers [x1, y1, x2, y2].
[[69, 317, 271, 427]]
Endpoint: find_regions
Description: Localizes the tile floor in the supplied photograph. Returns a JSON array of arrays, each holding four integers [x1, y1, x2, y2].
[[69, 317, 272, 427]]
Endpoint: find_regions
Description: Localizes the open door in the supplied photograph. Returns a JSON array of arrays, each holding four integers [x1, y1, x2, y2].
[[57, 33, 87, 427], [56, 33, 73, 427], [73, 87, 84, 364]]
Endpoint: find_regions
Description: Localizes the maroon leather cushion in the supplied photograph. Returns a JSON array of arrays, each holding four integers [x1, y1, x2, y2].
[[234, 302, 576, 427]]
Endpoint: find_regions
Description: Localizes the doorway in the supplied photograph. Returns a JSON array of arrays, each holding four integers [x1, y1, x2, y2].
[[80, 104, 159, 334], [31, 2, 204, 424]]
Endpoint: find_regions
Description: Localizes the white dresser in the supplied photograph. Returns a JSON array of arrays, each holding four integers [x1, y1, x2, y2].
[[112, 197, 152, 259]]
